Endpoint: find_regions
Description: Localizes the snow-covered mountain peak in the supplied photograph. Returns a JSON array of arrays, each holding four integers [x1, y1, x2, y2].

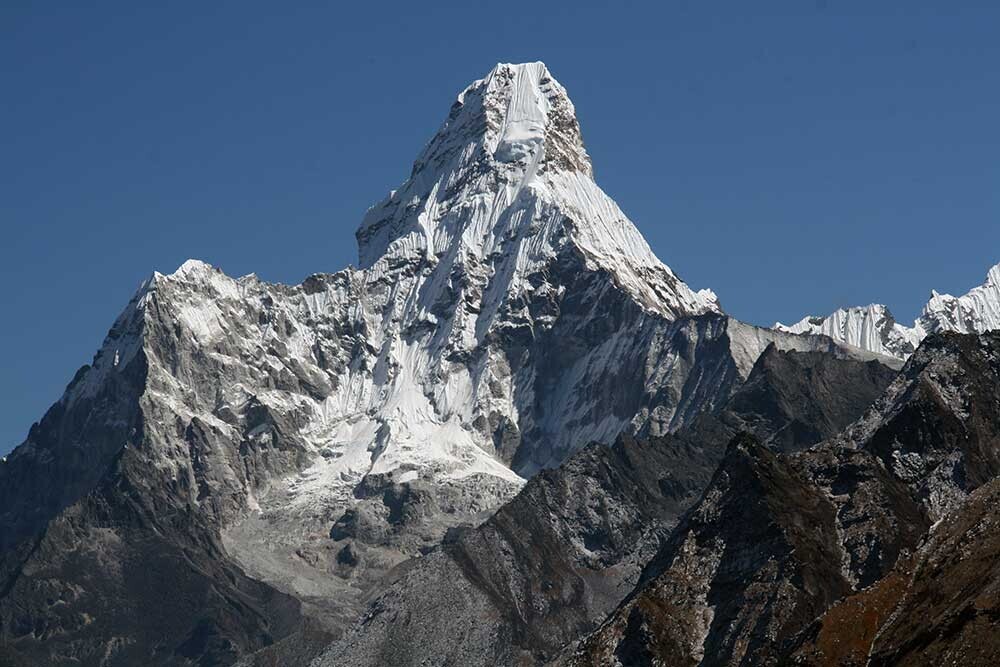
[[354, 61, 588, 270], [2, 62, 901, 660], [775, 304, 921, 359], [149, 259, 224, 290], [777, 261, 1000, 359], [410, 61, 591, 183], [476, 62, 591, 175], [355, 61, 719, 318], [173, 258, 214, 276], [918, 261, 1000, 335]]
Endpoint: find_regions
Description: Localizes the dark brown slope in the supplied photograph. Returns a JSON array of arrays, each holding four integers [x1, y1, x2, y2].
[[866, 476, 1000, 666], [303, 346, 896, 667], [790, 477, 1000, 666], [567, 331, 1000, 667]]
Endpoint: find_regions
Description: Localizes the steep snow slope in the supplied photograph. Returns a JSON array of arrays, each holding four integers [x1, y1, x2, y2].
[[355, 62, 720, 320], [776, 263, 1000, 359]]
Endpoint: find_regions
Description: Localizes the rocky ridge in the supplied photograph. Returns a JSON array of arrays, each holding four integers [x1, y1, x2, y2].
[[776, 263, 1000, 359], [566, 331, 1000, 666], [306, 347, 896, 667]]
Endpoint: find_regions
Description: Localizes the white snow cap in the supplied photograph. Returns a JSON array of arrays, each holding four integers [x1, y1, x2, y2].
[[171, 258, 215, 277], [406, 62, 592, 182], [354, 61, 720, 318], [775, 304, 922, 359], [471, 62, 592, 174]]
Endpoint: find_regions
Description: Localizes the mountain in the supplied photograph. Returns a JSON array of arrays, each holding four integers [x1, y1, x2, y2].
[[566, 331, 1000, 666], [791, 475, 1000, 666], [775, 263, 1000, 359], [0, 62, 876, 666], [305, 347, 896, 667]]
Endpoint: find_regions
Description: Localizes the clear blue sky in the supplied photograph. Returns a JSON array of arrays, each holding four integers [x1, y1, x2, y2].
[[2, 1, 998, 454]]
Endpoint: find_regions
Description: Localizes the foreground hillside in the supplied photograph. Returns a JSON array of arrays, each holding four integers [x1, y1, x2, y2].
[[566, 331, 1000, 666]]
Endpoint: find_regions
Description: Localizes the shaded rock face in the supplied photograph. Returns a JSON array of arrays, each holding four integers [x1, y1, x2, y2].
[[312, 436, 688, 667], [308, 347, 896, 667], [722, 343, 898, 452], [568, 331, 1000, 667], [0, 443, 302, 667], [0, 292, 149, 553], [566, 435, 855, 667], [0, 287, 304, 666]]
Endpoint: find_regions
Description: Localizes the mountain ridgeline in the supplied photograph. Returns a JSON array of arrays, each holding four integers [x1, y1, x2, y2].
[[1, 62, 998, 667], [776, 264, 1000, 360]]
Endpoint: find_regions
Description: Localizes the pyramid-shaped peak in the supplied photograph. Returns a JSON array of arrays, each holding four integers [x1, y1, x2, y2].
[[409, 61, 592, 179], [476, 61, 564, 105], [353, 62, 720, 320]]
